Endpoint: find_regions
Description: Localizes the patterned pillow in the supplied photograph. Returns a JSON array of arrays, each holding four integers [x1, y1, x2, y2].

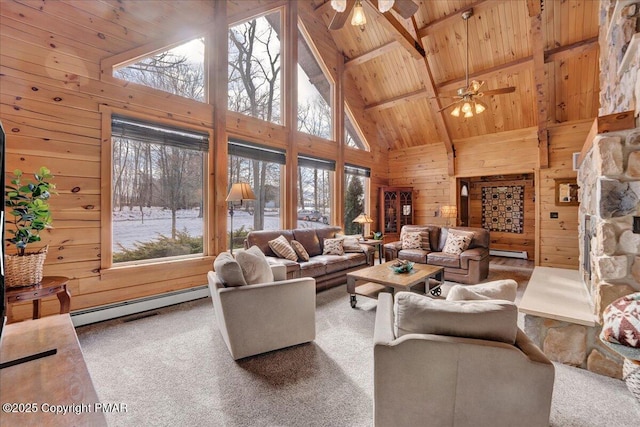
[[323, 238, 344, 255], [600, 292, 640, 359], [268, 235, 298, 261], [402, 231, 422, 249], [290, 240, 310, 262], [336, 233, 363, 253], [442, 232, 472, 255]]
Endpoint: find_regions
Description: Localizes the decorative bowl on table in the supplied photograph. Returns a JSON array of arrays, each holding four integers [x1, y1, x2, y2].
[[389, 260, 414, 274]]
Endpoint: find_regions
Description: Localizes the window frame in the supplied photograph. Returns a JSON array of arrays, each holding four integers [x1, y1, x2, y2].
[[100, 106, 213, 272], [344, 164, 371, 235]]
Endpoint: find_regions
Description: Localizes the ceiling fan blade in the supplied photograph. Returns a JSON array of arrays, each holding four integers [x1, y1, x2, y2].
[[392, 0, 419, 19], [437, 100, 460, 113], [482, 86, 516, 96], [329, 0, 356, 30], [428, 94, 462, 100]]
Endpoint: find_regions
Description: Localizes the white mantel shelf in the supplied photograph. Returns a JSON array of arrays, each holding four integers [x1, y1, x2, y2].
[[520, 266, 597, 327]]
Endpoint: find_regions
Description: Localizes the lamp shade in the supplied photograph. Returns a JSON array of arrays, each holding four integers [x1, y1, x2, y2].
[[226, 182, 256, 202], [352, 213, 373, 224], [461, 184, 469, 197], [351, 0, 366, 26], [440, 205, 457, 218]]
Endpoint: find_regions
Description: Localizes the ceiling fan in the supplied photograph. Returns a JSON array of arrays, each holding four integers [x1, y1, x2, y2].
[[328, 0, 419, 30], [434, 9, 516, 118]]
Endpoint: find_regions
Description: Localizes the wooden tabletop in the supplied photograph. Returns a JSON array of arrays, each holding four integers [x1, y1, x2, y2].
[[0, 314, 107, 427], [347, 261, 443, 290]]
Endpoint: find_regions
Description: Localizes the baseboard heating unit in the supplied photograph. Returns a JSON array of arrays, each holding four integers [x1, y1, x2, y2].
[[489, 249, 528, 259], [71, 286, 210, 327]]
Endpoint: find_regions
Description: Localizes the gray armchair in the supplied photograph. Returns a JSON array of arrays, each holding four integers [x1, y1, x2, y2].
[[373, 292, 554, 427], [208, 264, 316, 360]]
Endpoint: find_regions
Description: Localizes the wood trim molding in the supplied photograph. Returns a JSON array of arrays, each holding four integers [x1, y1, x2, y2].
[[576, 111, 637, 168]]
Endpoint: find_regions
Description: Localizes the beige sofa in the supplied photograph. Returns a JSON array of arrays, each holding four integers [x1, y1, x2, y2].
[[244, 226, 374, 291], [384, 225, 490, 284], [374, 292, 554, 426]]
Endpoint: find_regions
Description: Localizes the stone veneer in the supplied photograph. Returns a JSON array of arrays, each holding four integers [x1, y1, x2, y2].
[[577, 129, 640, 378]]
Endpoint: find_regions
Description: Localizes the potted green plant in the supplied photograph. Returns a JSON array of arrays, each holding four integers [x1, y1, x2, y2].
[[4, 166, 56, 287]]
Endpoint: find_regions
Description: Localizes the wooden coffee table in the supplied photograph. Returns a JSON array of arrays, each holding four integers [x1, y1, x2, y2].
[[347, 261, 444, 308]]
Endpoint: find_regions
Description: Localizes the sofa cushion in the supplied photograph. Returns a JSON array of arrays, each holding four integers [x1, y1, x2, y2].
[[401, 225, 436, 251], [393, 291, 518, 344], [427, 252, 460, 268], [402, 231, 423, 249], [323, 238, 344, 255], [246, 230, 294, 257], [446, 279, 518, 302], [213, 252, 247, 287], [268, 235, 298, 261], [336, 233, 364, 252], [442, 229, 473, 255], [313, 254, 362, 273], [398, 249, 429, 264], [292, 229, 322, 256], [290, 240, 310, 262], [299, 259, 326, 277], [235, 245, 274, 285]]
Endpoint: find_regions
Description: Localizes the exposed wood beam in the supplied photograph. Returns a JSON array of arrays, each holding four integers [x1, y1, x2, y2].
[[437, 56, 534, 92], [227, 0, 288, 26], [577, 112, 636, 168], [530, 12, 549, 168], [344, 40, 399, 70], [365, 88, 428, 111], [416, 0, 499, 39], [408, 16, 455, 175], [371, 3, 425, 60], [544, 36, 599, 63]]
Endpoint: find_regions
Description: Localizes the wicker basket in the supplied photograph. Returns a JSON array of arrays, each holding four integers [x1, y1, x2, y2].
[[623, 358, 640, 403], [4, 246, 48, 288]]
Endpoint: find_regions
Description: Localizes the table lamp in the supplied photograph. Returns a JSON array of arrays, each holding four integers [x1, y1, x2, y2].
[[226, 183, 256, 253], [352, 213, 373, 237]]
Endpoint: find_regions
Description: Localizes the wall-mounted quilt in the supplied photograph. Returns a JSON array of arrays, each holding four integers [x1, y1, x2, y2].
[[482, 186, 524, 233]]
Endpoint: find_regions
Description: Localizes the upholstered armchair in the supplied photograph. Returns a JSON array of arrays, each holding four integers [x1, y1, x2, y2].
[[373, 292, 554, 427], [208, 250, 316, 360]]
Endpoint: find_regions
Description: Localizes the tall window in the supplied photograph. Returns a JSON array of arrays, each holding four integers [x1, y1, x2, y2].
[[297, 156, 335, 229], [228, 11, 282, 124], [297, 26, 332, 139], [228, 141, 285, 248], [344, 164, 370, 234], [111, 115, 208, 263], [114, 38, 205, 102]]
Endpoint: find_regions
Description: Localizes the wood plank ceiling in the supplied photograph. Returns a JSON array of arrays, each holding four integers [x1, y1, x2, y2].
[[310, 0, 600, 150]]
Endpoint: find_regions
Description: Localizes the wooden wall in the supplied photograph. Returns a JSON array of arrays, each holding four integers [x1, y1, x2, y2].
[[0, 1, 387, 321], [387, 120, 590, 268]]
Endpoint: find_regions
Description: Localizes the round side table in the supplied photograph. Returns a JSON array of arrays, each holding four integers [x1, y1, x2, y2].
[[6, 276, 71, 323]]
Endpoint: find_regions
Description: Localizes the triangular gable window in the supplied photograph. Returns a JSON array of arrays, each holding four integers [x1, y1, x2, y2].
[[345, 108, 370, 151], [114, 38, 205, 102]]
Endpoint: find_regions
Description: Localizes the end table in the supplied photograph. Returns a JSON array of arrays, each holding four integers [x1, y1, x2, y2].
[[6, 276, 71, 323]]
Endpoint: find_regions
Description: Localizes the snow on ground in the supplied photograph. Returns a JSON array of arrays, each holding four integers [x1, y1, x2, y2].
[[113, 206, 329, 250]]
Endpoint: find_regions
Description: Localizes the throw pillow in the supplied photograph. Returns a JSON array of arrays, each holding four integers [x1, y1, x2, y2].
[[442, 230, 473, 255], [235, 245, 274, 285], [290, 240, 310, 262], [323, 238, 345, 255], [268, 235, 298, 261], [402, 231, 422, 249], [336, 233, 363, 253], [213, 252, 247, 287], [446, 279, 518, 302], [393, 291, 518, 344]]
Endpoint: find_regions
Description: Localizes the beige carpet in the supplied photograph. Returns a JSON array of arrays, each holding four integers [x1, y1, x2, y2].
[[77, 269, 640, 426]]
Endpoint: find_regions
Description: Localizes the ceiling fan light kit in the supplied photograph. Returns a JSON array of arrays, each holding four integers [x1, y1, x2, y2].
[[433, 8, 516, 119], [331, 0, 347, 13], [378, 0, 395, 13], [351, 0, 367, 26]]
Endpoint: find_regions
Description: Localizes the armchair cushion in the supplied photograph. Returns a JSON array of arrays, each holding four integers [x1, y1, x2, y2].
[[393, 291, 518, 344], [447, 279, 518, 302], [235, 245, 274, 285], [213, 252, 247, 287], [268, 235, 298, 261]]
